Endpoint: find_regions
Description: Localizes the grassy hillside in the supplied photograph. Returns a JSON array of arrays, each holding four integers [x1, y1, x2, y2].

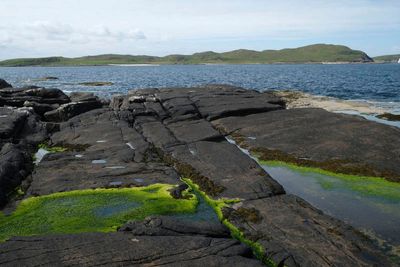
[[0, 44, 373, 66], [373, 54, 400, 63]]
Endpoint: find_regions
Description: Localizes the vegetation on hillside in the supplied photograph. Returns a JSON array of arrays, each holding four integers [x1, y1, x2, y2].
[[373, 54, 400, 63], [0, 44, 373, 66]]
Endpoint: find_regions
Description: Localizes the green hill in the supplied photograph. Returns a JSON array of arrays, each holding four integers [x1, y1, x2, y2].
[[0, 44, 373, 66], [373, 54, 400, 63]]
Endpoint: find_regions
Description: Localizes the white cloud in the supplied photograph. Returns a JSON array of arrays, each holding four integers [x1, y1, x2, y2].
[[0, 0, 398, 58]]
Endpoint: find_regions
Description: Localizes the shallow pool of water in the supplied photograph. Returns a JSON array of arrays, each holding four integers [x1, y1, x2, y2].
[[261, 163, 400, 247]]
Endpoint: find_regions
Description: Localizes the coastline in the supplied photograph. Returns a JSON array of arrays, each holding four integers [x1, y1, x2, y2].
[[273, 90, 400, 128]]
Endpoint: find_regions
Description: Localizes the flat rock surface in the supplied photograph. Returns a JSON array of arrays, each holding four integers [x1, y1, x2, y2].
[[213, 108, 400, 180], [0, 232, 262, 267], [29, 109, 179, 196], [0, 81, 395, 266]]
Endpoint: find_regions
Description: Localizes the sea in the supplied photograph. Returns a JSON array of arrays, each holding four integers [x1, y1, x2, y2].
[[0, 63, 399, 112]]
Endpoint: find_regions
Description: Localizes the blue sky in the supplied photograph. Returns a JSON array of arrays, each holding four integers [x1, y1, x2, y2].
[[0, 0, 399, 59]]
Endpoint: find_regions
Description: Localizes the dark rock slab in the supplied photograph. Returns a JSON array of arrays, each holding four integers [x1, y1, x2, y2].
[[187, 85, 284, 120], [167, 141, 285, 200], [28, 152, 179, 196], [28, 109, 180, 196], [213, 108, 400, 181], [140, 120, 182, 148], [120, 215, 230, 238], [0, 232, 262, 267], [166, 119, 223, 143], [224, 194, 393, 267]]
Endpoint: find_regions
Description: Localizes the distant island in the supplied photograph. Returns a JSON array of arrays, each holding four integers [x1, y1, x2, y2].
[[373, 54, 400, 63], [0, 44, 375, 66]]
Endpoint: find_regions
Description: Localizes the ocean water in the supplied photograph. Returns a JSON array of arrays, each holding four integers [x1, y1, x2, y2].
[[0, 64, 399, 108]]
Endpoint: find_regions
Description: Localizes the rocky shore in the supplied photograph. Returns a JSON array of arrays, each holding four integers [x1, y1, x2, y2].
[[0, 78, 398, 266]]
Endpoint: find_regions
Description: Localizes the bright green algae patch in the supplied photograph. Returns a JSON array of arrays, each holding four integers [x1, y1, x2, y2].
[[260, 160, 400, 201], [0, 184, 197, 241], [183, 178, 276, 267], [38, 143, 67, 153]]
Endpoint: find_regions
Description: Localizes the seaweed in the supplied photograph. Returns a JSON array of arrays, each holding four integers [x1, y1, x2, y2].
[[183, 178, 277, 267], [0, 184, 197, 242]]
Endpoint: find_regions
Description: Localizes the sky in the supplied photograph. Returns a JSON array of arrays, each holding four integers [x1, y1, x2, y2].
[[0, 0, 399, 60]]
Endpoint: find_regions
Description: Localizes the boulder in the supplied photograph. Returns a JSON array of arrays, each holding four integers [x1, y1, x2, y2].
[[0, 143, 32, 207], [0, 87, 70, 107], [23, 101, 56, 117], [44, 101, 102, 122], [0, 79, 12, 89], [44, 92, 103, 122]]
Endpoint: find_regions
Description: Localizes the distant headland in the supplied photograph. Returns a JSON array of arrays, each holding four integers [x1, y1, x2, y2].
[[0, 44, 377, 67]]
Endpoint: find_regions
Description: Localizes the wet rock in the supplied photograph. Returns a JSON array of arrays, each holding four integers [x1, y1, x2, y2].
[[79, 81, 113, 86], [377, 112, 400, 121], [0, 79, 12, 89], [37, 76, 58, 81], [0, 232, 262, 267]]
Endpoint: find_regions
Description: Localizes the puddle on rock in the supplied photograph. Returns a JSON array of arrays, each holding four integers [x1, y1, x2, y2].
[[172, 192, 220, 223], [262, 163, 400, 250], [75, 154, 84, 158], [225, 136, 400, 255], [134, 178, 144, 183], [34, 148, 50, 164], [109, 181, 123, 186], [92, 159, 107, 164], [96, 140, 107, 143], [94, 202, 141, 217], [126, 143, 135, 150], [106, 166, 126, 169]]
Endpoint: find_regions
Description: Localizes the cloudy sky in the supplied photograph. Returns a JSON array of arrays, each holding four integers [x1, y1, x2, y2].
[[0, 0, 399, 59]]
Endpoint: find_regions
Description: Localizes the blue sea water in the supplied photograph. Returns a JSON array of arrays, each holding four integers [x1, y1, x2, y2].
[[0, 63, 399, 108]]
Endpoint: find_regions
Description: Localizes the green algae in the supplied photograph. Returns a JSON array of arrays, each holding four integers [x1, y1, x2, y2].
[[0, 184, 197, 242], [259, 160, 400, 201], [38, 143, 67, 153], [183, 178, 276, 267]]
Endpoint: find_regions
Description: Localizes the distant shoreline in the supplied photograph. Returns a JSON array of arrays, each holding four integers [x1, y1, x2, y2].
[[0, 44, 375, 67], [0, 61, 390, 68]]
